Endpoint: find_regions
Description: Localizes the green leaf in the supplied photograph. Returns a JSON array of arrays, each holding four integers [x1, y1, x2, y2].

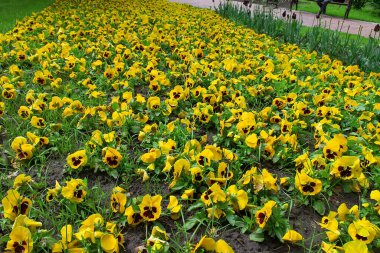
[[235, 221, 247, 229], [342, 182, 352, 193], [0, 232, 9, 244], [312, 200, 325, 215], [355, 104, 366, 111], [226, 214, 236, 226], [131, 125, 141, 134], [184, 217, 199, 231], [211, 114, 219, 125], [170, 182, 186, 191], [249, 230, 265, 242], [111, 102, 119, 111], [109, 169, 119, 179], [272, 150, 282, 163], [275, 229, 284, 242], [187, 201, 204, 212]]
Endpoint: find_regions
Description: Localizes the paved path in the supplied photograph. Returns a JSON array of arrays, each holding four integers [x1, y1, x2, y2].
[[168, 0, 380, 38]]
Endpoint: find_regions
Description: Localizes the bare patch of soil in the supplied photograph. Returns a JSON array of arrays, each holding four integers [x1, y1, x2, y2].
[[43, 158, 66, 183], [329, 187, 360, 210], [126, 176, 171, 197], [219, 229, 303, 253], [123, 225, 147, 253], [290, 205, 323, 251]]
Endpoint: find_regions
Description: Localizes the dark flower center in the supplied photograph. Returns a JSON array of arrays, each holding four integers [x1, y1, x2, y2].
[[198, 156, 205, 166], [195, 173, 202, 181], [258, 212, 266, 224], [74, 189, 83, 199], [4, 91, 13, 99], [142, 206, 156, 219], [173, 92, 180, 99], [20, 201, 29, 214], [13, 241, 27, 253], [72, 156, 83, 167], [338, 166, 352, 178], [112, 198, 120, 210], [302, 182, 316, 193], [37, 77, 45, 84], [17, 152, 28, 159], [21, 111, 29, 118], [13, 205, 19, 214], [132, 213, 143, 223], [325, 149, 337, 159], [355, 234, 367, 241], [106, 156, 119, 166], [37, 119, 45, 127]]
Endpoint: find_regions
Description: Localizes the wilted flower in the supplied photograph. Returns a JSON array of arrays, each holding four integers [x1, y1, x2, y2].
[[282, 229, 303, 243], [52, 225, 84, 253], [13, 174, 32, 189], [13, 215, 42, 232], [255, 200, 276, 228], [337, 203, 359, 221], [46, 181, 62, 202]]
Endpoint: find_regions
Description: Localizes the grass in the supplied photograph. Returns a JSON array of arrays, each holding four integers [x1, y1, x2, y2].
[[298, 25, 373, 44], [295, 0, 380, 23], [0, 0, 56, 34]]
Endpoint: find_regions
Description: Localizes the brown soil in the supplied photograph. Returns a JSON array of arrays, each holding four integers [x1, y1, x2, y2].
[[220, 230, 302, 253]]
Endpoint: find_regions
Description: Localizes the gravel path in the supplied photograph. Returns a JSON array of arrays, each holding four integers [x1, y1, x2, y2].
[[168, 0, 380, 38]]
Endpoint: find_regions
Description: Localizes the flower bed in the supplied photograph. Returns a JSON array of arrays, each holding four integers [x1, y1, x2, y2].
[[0, 0, 379, 252]]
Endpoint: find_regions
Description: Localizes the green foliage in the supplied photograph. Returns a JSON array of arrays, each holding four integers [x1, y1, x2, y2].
[[296, 0, 380, 23], [216, 2, 380, 72], [372, 0, 380, 9], [352, 0, 368, 9]]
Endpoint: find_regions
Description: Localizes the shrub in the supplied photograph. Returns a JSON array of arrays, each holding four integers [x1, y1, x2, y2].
[[352, 0, 368, 9]]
